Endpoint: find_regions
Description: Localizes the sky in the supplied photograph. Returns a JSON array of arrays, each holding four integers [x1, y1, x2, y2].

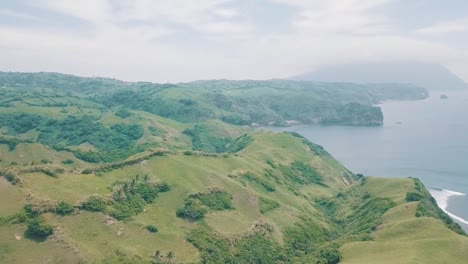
[[0, 0, 467, 83]]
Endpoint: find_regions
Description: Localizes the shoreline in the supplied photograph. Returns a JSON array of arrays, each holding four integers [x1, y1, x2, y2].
[[429, 188, 468, 226]]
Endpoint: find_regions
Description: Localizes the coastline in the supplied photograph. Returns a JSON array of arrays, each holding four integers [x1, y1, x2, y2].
[[429, 188, 468, 226]]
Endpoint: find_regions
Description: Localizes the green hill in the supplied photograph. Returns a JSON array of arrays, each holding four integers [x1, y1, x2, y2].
[[0, 72, 465, 264], [0, 72, 428, 127]]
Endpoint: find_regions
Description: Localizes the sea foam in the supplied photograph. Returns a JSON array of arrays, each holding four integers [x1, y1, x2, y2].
[[429, 188, 468, 225]]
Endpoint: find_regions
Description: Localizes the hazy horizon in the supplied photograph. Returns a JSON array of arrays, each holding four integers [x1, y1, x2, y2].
[[1, 1, 468, 83]]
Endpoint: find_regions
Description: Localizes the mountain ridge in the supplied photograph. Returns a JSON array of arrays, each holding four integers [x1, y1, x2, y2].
[[292, 62, 468, 91]]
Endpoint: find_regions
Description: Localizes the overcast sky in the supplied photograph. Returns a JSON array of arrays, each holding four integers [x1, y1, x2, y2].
[[1, 0, 467, 82]]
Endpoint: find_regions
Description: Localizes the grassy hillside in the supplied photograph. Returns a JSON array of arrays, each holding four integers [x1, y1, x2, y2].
[[341, 177, 468, 264], [1, 72, 428, 126], [0, 72, 465, 264], [1, 131, 466, 263]]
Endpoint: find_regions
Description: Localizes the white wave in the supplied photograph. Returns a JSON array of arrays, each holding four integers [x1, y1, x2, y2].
[[429, 189, 468, 225]]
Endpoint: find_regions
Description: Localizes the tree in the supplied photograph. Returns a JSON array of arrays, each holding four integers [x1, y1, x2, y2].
[[56, 201, 74, 215], [27, 217, 54, 238]]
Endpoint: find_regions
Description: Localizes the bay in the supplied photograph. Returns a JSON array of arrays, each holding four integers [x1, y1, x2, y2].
[[267, 90, 468, 231]]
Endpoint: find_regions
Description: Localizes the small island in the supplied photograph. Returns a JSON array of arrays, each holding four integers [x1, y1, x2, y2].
[[440, 94, 448, 99]]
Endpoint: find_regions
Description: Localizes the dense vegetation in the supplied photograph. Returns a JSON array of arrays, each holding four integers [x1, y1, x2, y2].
[[0, 112, 146, 162]]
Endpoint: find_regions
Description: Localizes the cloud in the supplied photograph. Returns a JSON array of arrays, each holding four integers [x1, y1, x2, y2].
[[0, 0, 467, 82], [415, 18, 468, 35], [272, 0, 394, 35], [0, 9, 45, 22], [37, 0, 113, 23], [114, 0, 250, 35]]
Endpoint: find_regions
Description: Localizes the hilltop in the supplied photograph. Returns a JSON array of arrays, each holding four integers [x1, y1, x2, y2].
[[0, 72, 466, 264]]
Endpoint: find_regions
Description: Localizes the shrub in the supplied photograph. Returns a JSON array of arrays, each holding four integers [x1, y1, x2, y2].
[[3, 170, 22, 185], [41, 159, 51, 164], [241, 172, 276, 192], [56, 201, 74, 215], [157, 182, 171, 193], [406, 192, 423, 202], [146, 225, 158, 233], [61, 159, 74, 165], [111, 195, 146, 221], [26, 217, 54, 238], [115, 108, 132, 118], [259, 196, 280, 214], [82, 195, 107, 212], [176, 199, 209, 220]]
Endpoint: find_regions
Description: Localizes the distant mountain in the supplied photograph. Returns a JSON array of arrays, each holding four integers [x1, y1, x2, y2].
[[292, 62, 468, 91]]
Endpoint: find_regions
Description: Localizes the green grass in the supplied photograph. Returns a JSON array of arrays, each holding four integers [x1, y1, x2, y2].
[[0, 131, 354, 263], [340, 177, 468, 264]]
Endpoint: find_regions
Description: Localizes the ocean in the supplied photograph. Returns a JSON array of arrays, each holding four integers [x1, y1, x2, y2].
[[268, 90, 468, 231]]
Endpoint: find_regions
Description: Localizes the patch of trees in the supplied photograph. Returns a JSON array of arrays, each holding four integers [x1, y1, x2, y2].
[[0, 113, 47, 134], [81, 195, 108, 212], [37, 115, 143, 151], [186, 221, 284, 264], [0, 113, 146, 162], [26, 216, 54, 238], [7, 194, 59, 239], [55, 201, 74, 215], [78, 177, 170, 222], [176, 187, 233, 221]]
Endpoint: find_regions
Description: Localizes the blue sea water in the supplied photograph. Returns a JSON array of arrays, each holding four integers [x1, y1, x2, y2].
[[268, 90, 468, 231]]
